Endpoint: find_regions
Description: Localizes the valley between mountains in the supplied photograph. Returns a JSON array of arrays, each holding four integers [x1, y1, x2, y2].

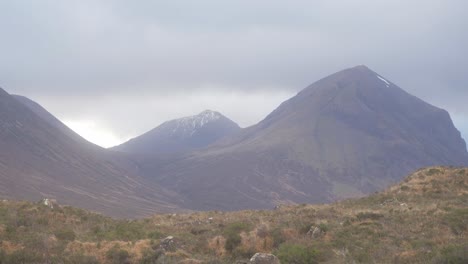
[[0, 65, 467, 219]]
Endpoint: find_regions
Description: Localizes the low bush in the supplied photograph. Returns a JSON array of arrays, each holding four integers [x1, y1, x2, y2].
[[443, 208, 468, 235], [433, 244, 468, 264], [298, 223, 313, 235], [271, 227, 286, 248], [318, 223, 329, 233], [356, 212, 384, 221], [106, 246, 131, 264], [55, 229, 76, 241], [427, 168, 442, 176], [275, 243, 321, 264], [112, 221, 145, 241], [64, 253, 99, 264], [1, 249, 44, 263], [225, 232, 241, 252], [147, 230, 165, 239], [223, 222, 251, 252], [139, 248, 163, 264]]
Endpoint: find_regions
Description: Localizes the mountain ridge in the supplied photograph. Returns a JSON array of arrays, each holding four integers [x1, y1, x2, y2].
[[12, 95, 92, 146]]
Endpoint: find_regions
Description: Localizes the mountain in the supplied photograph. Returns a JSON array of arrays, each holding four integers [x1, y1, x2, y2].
[[139, 65, 468, 211], [0, 89, 180, 217], [3, 65, 467, 218], [113, 110, 241, 154], [0, 166, 466, 263], [12, 95, 88, 145]]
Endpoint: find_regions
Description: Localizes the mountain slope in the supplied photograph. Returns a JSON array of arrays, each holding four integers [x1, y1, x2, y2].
[[12, 95, 89, 145], [0, 88, 180, 218], [139, 65, 468, 211], [113, 110, 240, 154]]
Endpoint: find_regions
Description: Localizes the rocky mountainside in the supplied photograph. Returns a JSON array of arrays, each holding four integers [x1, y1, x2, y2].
[[139, 65, 468, 211], [0, 89, 180, 218], [113, 110, 240, 154]]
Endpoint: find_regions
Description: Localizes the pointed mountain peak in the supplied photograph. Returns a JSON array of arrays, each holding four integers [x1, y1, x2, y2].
[[343, 65, 389, 80], [298, 65, 395, 96], [113, 109, 240, 154], [171, 110, 240, 136], [340, 64, 378, 77], [199, 109, 219, 114], [344, 65, 393, 87], [349, 64, 371, 71], [178, 109, 224, 126], [196, 109, 223, 120]]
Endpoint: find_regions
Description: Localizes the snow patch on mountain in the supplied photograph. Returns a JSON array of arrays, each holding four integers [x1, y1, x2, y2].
[[171, 110, 222, 136], [377, 75, 390, 87]]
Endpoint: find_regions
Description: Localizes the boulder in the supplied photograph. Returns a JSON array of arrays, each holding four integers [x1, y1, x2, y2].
[[41, 198, 57, 209], [307, 226, 323, 239], [249, 253, 280, 264], [160, 236, 176, 252]]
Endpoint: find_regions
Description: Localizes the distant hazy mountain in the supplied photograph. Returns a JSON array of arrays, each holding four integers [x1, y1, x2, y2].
[[113, 110, 240, 154], [139, 65, 468, 211], [0, 90, 180, 217]]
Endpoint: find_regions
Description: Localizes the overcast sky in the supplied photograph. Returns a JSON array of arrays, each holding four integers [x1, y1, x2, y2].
[[0, 0, 467, 147]]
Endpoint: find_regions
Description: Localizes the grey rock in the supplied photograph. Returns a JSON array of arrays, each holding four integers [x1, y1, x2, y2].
[[41, 198, 57, 209], [160, 236, 176, 252], [249, 253, 280, 264], [307, 226, 323, 239]]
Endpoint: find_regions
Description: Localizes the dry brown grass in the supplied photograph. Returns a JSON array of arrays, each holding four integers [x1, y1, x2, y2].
[[207, 236, 226, 256]]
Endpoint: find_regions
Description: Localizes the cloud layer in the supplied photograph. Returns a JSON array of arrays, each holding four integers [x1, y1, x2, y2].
[[1, 0, 467, 146]]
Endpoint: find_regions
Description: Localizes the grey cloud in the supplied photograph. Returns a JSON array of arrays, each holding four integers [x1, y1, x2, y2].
[[0, 0, 467, 143], [32, 90, 294, 144]]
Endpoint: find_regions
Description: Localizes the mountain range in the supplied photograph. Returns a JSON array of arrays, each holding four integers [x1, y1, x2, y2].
[[1, 65, 467, 217], [132, 65, 468, 210]]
